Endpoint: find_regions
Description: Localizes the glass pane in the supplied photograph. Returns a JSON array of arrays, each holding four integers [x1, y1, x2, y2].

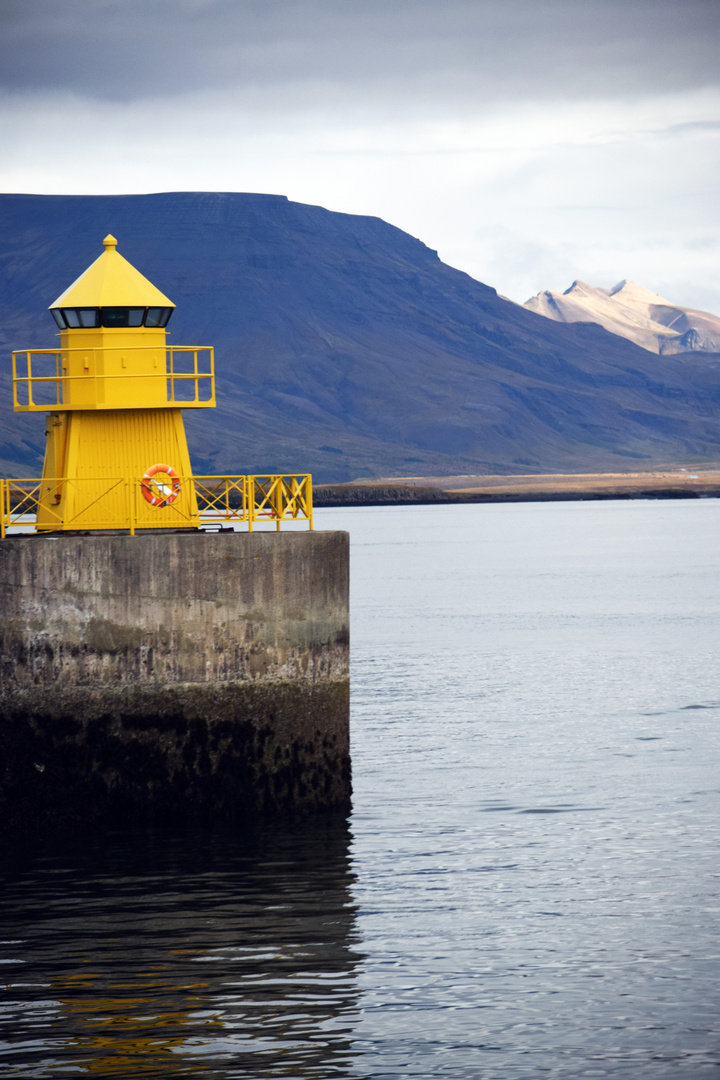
[[101, 308, 129, 327], [78, 309, 100, 328], [64, 309, 80, 328], [127, 308, 145, 327], [50, 309, 66, 329], [145, 307, 173, 328]]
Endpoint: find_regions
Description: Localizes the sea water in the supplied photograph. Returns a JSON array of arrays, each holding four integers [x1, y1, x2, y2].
[[1, 499, 718, 1077]]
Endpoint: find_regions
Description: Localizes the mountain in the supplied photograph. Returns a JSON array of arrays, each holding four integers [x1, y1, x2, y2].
[[524, 279, 720, 355], [1, 192, 720, 482]]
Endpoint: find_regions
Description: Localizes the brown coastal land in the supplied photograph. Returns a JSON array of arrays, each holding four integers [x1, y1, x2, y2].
[[314, 468, 720, 507]]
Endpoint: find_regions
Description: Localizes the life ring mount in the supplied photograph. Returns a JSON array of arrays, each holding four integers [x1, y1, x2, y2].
[[141, 463, 181, 507]]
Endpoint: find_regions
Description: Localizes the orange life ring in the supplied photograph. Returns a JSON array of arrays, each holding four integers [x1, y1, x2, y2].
[[141, 463, 181, 507]]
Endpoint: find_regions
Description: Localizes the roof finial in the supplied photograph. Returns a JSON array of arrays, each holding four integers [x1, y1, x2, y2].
[[103, 234, 118, 250]]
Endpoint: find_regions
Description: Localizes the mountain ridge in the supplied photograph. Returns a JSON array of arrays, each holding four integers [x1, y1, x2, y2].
[[1, 192, 719, 482]]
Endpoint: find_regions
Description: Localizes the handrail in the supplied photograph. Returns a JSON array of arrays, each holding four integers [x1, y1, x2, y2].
[[0, 474, 313, 535], [12, 346, 215, 411]]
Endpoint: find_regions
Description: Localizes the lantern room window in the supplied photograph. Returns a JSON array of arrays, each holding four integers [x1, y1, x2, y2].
[[101, 307, 146, 328], [56, 308, 101, 328], [50, 306, 173, 328], [145, 307, 173, 328]]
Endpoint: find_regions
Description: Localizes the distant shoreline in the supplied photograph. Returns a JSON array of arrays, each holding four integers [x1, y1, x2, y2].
[[313, 471, 720, 507]]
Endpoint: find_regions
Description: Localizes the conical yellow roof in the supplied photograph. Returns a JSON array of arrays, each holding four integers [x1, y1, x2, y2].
[[50, 235, 175, 309]]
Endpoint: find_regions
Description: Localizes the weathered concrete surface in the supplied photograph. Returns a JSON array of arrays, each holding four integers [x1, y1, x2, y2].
[[0, 531, 350, 828]]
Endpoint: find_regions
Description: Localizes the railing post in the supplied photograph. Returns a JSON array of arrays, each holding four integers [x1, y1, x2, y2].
[[60, 349, 68, 407], [306, 475, 314, 531], [0, 479, 6, 539]]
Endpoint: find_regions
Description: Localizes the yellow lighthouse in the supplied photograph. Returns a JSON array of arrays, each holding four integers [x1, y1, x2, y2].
[[13, 235, 215, 532], [6, 235, 312, 535]]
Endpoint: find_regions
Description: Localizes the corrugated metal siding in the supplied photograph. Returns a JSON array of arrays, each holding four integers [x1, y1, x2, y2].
[[62, 409, 198, 529]]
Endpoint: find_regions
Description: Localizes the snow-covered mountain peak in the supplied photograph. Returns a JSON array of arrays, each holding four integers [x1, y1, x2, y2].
[[524, 279, 720, 354]]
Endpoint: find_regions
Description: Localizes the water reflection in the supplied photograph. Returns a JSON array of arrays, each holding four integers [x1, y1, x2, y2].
[[0, 819, 361, 1077]]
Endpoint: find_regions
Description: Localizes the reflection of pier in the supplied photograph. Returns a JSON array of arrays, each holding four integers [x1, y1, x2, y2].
[[0, 820, 362, 1075]]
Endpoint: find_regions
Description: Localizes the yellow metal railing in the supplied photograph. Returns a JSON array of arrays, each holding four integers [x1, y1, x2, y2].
[[12, 346, 215, 411], [194, 475, 313, 531], [0, 475, 313, 536]]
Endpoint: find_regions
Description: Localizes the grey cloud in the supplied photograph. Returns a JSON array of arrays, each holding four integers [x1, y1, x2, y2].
[[660, 120, 720, 136], [1, 0, 718, 106]]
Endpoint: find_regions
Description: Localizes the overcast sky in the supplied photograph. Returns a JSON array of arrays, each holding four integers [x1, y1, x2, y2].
[[1, 0, 719, 310]]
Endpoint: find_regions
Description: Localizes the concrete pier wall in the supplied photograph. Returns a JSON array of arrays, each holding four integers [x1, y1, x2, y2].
[[0, 531, 350, 829]]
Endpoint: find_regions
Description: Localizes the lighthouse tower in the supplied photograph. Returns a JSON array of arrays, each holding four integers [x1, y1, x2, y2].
[[14, 235, 215, 532]]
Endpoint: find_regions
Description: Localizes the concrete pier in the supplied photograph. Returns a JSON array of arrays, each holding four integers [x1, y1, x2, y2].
[[0, 531, 350, 829]]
